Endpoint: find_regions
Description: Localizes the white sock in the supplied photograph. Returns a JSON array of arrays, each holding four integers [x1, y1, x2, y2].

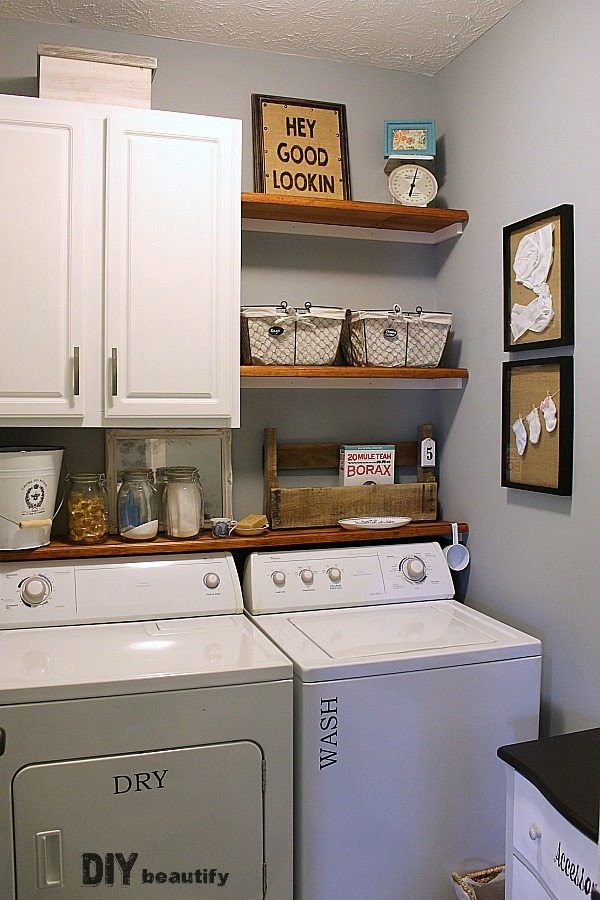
[[540, 395, 557, 432], [512, 417, 527, 455], [526, 407, 542, 444]]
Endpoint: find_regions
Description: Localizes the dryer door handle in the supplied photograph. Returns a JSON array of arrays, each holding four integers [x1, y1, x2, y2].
[[0, 727, 5, 756], [36, 830, 64, 888]]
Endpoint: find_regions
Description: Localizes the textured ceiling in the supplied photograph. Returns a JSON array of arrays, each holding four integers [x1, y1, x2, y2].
[[0, 0, 523, 74]]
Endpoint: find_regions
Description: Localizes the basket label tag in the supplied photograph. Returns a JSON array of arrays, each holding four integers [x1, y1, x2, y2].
[[383, 328, 398, 340], [268, 326, 285, 337], [421, 437, 436, 467]]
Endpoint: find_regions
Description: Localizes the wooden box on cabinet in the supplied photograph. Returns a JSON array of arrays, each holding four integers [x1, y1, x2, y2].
[[38, 44, 157, 107], [263, 425, 438, 529]]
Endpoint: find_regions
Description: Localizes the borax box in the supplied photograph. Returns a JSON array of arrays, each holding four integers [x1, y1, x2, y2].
[[339, 445, 395, 486]]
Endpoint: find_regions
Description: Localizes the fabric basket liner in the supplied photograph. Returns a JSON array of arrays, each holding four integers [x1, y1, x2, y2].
[[241, 303, 345, 366]]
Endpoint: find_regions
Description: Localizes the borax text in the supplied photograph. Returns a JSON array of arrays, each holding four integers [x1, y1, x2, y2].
[[272, 117, 335, 194]]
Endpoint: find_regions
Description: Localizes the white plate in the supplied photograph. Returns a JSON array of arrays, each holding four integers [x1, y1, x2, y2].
[[338, 516, 412, 531]]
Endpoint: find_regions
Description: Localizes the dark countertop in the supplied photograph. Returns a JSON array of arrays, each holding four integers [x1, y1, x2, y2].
[[498, 728, 600, 843]]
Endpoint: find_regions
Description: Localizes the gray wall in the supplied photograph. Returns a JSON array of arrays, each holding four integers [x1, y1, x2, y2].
[[434, 0, 600, 735], [0, 17, 437, 515]]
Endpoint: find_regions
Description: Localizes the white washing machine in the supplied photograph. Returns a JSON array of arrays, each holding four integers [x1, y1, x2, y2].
[[0, 552, 293, 899], [244, 541, 542, 900]]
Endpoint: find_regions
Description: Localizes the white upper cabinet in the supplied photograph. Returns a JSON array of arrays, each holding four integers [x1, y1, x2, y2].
[[105, 110, 240, 422], [0, 95, 241, 426], [0, 97, 85, 418]]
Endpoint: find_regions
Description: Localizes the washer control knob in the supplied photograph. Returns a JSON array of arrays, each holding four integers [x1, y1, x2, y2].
[[300, 569, 314, 585], [203, 573, 220, 590], [401, 557, 426, 583], [528, 823, 542, 842], [272, 570, 286, 587], [20, 576, 50, 607], [327, 567, 342, 583]]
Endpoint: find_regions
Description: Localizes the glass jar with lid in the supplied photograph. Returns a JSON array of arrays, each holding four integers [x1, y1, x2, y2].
[[117, 469, 158, 541], [161, 467, 204, 539], [66, 473, 109, 544]]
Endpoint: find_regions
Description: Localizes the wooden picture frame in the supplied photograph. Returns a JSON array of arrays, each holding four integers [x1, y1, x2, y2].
[[503, 204, 574, 351], [501, 357, 573, 495], [105, 429, 233, 531], [252, 93, 351, 200], [384, 119, 436, 158]]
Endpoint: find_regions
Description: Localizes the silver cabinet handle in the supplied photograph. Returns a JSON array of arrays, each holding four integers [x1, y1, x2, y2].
[[36, 830, 63, 888], [528, 823, 542, 841], [111, 347, 118, 396], [73, 346, 80, 396]]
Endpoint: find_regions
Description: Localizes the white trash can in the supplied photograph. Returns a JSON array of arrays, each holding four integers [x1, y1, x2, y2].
[[0, 447, 64, 550]]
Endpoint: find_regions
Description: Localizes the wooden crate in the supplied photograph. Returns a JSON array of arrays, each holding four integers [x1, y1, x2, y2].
[[264, 425, 438, 529], [38, 44, 157, 108]]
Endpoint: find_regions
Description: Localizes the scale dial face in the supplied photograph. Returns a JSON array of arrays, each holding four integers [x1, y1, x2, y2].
[[388, 164, 438, 207]]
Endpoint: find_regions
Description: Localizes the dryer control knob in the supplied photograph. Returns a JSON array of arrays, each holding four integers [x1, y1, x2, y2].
[[327, 567, 342, 583], [20, 576, 50, 607], [300, 569, 314, 585], [272, 571, 286, 587], [203, 573, 220, 590], [401, 557, 426, 583]]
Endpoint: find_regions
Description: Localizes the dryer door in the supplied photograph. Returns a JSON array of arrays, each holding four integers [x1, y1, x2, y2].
[[13, 741, 264, 898]]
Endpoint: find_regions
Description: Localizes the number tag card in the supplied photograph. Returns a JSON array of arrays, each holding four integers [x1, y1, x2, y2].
[[420, 437, 436, 467]]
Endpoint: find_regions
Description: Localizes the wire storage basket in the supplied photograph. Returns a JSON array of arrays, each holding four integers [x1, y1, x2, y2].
[[241, 302, 345, 365], [342, 306, 452, 368]]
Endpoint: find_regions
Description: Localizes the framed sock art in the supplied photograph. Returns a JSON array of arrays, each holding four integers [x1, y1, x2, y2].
[[501, 356, 573, 495]]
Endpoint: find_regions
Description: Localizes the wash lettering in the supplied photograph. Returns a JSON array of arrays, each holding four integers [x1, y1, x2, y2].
[[319, 696, 339, 769]]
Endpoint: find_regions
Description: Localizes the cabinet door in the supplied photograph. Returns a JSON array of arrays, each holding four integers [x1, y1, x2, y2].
[[13, 741, 264, 898], [0, 96, 85, 418], [104, 110, 241, 423], [512, 856, 552, 899]]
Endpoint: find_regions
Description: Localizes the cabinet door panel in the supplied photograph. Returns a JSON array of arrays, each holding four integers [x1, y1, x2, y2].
[[105, 111, 241, 421], [0, 98, 85, 417], [512, 856, 551, 899]]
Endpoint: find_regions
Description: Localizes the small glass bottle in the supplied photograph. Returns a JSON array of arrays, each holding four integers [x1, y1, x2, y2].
[[66, 473, 109, 544], [117, 469, 158, 542], [161, 467, 204, 539]]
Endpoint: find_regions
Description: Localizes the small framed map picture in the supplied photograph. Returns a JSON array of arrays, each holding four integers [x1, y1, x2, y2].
[[384, 120, 436, 158]]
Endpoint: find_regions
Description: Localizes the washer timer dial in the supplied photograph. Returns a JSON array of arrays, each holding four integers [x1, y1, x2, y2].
[[400, 557, 427, 584], [20, 575, 51, 607]]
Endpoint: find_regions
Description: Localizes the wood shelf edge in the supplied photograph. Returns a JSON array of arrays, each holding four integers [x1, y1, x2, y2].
[[0, 523, 469, 561], [241, 365, 468, 380], [241, 193, 468, 233]]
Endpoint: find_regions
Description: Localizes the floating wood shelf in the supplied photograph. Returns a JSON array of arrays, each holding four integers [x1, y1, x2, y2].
[[241, 365, 468, 389], [241, 193, 469, 243], [0, 522, 469, 562]]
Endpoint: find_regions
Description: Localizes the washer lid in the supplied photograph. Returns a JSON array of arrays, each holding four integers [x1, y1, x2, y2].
[[250, 600, 541, 682], [0, 614, 292, 703], [291, 604, 495, 658]]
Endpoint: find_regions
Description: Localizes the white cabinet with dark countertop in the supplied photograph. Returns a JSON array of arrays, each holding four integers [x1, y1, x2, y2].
[[499, 729, 599, 899]]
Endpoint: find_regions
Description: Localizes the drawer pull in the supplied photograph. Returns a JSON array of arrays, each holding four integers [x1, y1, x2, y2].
[[528, 823, 542, 841]]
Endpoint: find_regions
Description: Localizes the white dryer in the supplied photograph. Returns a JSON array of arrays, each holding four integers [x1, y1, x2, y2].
[[0, 553, 293, 899], [244, 541, 542, 900]]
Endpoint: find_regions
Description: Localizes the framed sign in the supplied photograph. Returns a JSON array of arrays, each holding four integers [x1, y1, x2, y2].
[[384, 119, 436, 158], [105, 428, 232, 530], [503, 204, 574, 351], [252, 94, 351, 200], [501, 357, 573, 495]]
